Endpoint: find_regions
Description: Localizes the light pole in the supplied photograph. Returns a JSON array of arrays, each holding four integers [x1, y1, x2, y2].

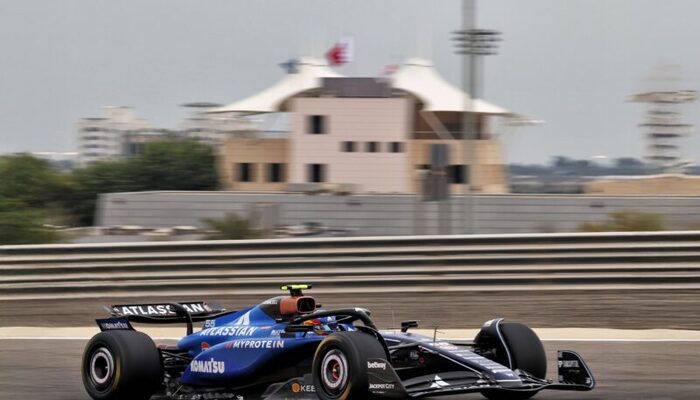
[[452, 0, 501, 234]]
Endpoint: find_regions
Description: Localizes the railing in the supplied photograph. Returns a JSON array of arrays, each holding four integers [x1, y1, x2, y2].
[[2, 231, 700, 300]]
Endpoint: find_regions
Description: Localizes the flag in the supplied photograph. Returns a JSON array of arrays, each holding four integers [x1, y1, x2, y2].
[[326, 37, 354, 66], [278, 58, 299, 74]]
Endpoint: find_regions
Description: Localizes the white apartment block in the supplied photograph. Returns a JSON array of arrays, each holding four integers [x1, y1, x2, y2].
[[76, 106, 158, 166]]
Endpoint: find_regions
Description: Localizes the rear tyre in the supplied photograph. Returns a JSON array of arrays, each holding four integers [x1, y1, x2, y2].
[[82, 330, 163, 400], [312, 331, 386, 400], [480, 322, 546, 400]]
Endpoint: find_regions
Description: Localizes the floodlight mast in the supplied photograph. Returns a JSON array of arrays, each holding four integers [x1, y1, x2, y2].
[[452, 0, 501, 234]]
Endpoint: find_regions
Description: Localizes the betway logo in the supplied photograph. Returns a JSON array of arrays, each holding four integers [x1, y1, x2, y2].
[[367, 361, 386, 370], [190, 358, 225, 374]]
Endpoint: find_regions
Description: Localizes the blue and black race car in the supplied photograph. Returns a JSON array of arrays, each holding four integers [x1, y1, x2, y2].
[[82, 285, 594, 400]]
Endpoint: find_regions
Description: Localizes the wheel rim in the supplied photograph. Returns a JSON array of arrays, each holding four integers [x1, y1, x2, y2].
[[320, 349, 348, 395], [89, 347, 114, 389]]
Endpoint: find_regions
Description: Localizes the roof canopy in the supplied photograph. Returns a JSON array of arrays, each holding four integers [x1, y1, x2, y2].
[[210, 56, 511, 115], [391, 58, 509, 114], [208, 57, 342, 114]]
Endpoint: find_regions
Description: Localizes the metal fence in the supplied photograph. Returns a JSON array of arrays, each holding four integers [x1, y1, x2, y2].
[[3, 231, 700, 300]]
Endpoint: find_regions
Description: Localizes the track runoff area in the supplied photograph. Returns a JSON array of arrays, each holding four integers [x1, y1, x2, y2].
[[2, 328, 700, 400]]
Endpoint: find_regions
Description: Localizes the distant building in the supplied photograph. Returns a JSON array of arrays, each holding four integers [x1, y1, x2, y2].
[[178, 102, 254, 148], [30, 151, 79, 171], [212, 57, 522, 195], [76, 106, 163, 166]]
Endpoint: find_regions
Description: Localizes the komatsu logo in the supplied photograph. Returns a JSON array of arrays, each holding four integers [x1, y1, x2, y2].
[[367, 361, 386, 370], [190, 358, 225, 374]]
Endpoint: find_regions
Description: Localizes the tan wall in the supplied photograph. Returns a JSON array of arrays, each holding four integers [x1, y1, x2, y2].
[[407, 138, 508, 194], [585, 175, 700, 195], [217, 137, 288, 191], [289, 97, 413, 193]]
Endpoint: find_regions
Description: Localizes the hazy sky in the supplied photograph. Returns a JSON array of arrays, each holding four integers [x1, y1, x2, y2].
[[1, 0, 700, 163]]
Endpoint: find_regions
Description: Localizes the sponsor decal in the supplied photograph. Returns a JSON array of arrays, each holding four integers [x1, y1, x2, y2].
[[232, 311, 251, 325], [117, 303, 207, 316], [291, 382, 315, 393], [434, 341, 459, 351], [97, 318, 132, 331], [201, 342, 210, 351], [200, 326, 258, 337], [270, 329, 285, 336], [429, 375, 449, 389], [367, 361, 387, 370], [558, 360, 580, 368], [190, 358, 225, 374], [369, 383, 395, 390], [231, 339, 285, 349]]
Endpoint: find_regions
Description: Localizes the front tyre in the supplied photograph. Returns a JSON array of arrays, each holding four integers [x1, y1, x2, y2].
[[480, 322, 546, 400], [312, 331, 386, 400], [82, 331, 163, 400]]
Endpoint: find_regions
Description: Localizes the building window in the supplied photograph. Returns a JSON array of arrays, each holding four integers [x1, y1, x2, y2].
[[267, 163, 285, 182], [341, 141, 356, 152], [236, 163, 254, 182], [389, 142, 404, 153], [308, 115, 326, 134], [365, 141, 379, 152], [448, 165, 467, 184], [308, 164, 326, 183]]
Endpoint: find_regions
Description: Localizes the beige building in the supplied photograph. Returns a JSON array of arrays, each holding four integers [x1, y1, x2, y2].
[[214, 57, 519, 195]]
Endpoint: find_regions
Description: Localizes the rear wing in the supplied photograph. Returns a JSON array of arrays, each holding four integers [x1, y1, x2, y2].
[[99, 301, 236, 335]]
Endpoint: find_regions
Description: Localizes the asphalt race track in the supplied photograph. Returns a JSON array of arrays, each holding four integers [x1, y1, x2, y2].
[[1, 338, 699, 400], [3, 290, 700, 399]]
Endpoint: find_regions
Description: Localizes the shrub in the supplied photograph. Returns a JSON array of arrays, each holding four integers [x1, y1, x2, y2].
[[202, 213, 258, 240], [579, 210, 664, 232]]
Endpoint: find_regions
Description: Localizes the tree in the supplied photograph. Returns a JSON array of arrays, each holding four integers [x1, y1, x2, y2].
[[202, 213, 258, 240], [0, 197, 61, 244], [0, 153, 68, 208], [67, 139, 218, 226], [68, 160, 137, 226], [129, 139, 218, 191]]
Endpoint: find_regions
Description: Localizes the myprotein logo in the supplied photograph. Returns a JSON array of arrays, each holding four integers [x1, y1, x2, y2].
[[367, 361, 386, 370], [231, 340, 285, 349], [190, 358, 225, 374]]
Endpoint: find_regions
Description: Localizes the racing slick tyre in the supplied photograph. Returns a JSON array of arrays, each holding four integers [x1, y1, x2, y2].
[[312, 331, 386, 400], [480, 323, 546, 400], [82, 330, 163, 400]]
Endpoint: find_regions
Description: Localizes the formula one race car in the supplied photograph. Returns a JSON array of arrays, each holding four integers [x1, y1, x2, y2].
[[82, 285, 595, 400]]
